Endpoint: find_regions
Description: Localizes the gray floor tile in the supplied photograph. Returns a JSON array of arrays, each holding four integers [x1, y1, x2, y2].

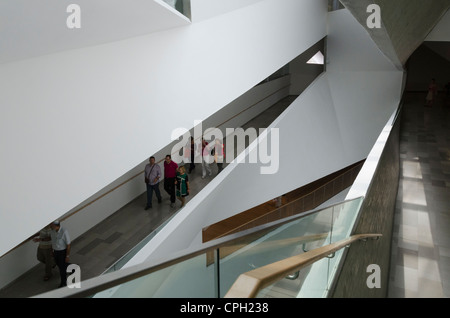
[[388, 93, 450, 298]]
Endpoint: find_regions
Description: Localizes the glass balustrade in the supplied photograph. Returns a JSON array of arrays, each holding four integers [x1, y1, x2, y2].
[[220, 197, 362, 298], [94, 253, 217, 298], [84, 197, 363, 298]]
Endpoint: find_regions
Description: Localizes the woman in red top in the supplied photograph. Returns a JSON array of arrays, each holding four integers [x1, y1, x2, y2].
[[164, 154, 178, 207]]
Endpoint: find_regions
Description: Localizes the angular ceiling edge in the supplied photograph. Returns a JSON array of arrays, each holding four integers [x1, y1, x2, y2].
[[0, 0, 191, 65], [340, 0, 450, 68], [425, 8, 450, 41]]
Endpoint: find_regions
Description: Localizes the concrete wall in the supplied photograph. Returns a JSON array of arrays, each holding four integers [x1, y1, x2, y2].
[[340, 0, 450, 68], [426, 8, 450, 41], [331, 108, 401, 298]]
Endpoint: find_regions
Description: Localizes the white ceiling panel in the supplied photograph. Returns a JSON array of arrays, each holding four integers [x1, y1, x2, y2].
[[0, 0, 190, 64]]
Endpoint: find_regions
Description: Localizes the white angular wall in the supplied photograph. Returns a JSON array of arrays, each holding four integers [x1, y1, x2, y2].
[[123, 9, 403, 269], [0, 0, 327, 259]]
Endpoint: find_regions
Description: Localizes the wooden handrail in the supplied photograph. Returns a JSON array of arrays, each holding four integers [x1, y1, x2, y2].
[[224, 234, 382, 298]]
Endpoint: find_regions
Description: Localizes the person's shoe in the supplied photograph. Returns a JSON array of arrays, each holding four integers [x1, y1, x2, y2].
[[158, 199, 162, 204], [170, 203, 175, 208], [145, 205, 152, 210], [43, 275, 51, 281], [202, 175, 206, 179]]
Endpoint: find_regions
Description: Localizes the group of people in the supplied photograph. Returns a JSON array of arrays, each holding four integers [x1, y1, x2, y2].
[[33, 221, 71, 288], [144, 154, 187, 209], [144, 137, 225, 210], [199, 137, 225, 178]]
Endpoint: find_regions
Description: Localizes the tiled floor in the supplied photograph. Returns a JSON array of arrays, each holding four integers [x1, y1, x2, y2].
[[388, 92, 450, 298]]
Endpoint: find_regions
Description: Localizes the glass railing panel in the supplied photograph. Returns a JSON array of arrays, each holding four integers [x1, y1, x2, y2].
[[34, 197, 364, 298], [285, 198, 363, 298], [322, 197, 363, 293], [254, 260, 326, 298], [219, 197, 363, 298], [93, 252, 217, 298], [217, 205, 336, 297]]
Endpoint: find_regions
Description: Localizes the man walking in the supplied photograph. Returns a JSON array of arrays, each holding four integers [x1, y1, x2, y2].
[[144, 156, 162, 210], [50, 221, 71, 288], [164, 155, 178, 207]]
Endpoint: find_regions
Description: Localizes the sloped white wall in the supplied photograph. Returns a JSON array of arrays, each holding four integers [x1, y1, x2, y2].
[[123, 8, 403, 270], [191, 0, 265, 22], [0, 0, 327, 258], [326, 9, 403, 161], [0, 74, 290, 289], [126, 74, 343, 267], [33, 5, 406, 298]]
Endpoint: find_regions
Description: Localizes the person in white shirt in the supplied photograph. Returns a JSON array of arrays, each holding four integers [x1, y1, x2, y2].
[[50, 220, 71, 288]]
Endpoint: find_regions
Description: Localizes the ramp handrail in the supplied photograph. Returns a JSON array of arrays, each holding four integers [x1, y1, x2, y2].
[[225, 234, 382, 298]]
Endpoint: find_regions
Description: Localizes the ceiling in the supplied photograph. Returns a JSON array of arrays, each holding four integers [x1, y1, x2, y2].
[[0, 0, 190, 65], [340, 0, 450, 69]]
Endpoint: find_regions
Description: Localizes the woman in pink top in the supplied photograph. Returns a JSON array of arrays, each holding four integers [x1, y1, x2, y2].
[[164, 154, 178, 207]]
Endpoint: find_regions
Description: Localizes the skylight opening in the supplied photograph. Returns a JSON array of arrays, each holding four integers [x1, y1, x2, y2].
[[307, 51, 324, 65]]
